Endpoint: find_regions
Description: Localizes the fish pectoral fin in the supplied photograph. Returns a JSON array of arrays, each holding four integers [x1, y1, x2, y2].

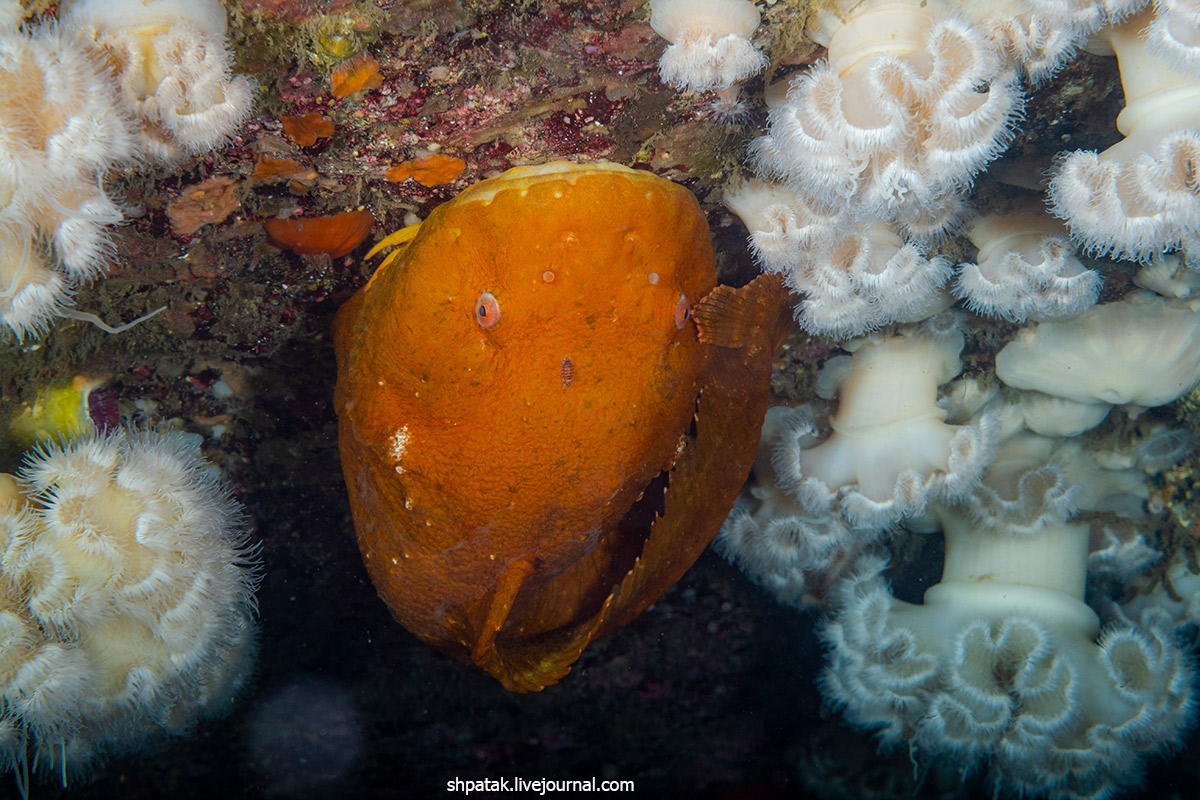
[[470, 556, 535, 665], [365, 222, 423, 267], [692, 272, 790, 351]]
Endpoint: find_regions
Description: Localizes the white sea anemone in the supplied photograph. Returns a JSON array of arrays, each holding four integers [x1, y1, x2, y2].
[[1132, 253, 1200, 297], [959, 0, 1143, 82], [1047, 7, 1200, 262], [0, 428, 259, 784], [649, 0, 767, 92], [823, 464, 1195, 800], [60, 0, 253, 165], [1, 0, 247, 339], [724, 180, 953, 339], [955, 211, 1101, 322], [715, 406, 879, 608], [995, 290, 1200, 408], [1143, 0, 1200, 76], [774, 321, 996, 530], [0, 224, 70, 341], [0, 18, 136, 339]]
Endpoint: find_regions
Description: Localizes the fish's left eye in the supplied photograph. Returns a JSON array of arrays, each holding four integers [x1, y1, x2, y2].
[[476, 292, 500, 328], [675, 294, 690, 329]]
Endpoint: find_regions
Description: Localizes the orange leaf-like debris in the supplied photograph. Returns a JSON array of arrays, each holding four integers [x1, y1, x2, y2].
[[168, 175, 241, 236], [281, 112, 335, 146], [385, 154, 467, 187], [253, 156, 308, 181], [264, 210, 374, 258], [330, 52, 382, 98]]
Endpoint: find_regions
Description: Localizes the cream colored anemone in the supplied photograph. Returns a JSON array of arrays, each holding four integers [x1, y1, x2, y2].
[[955, 211, 1100, 322], [0, 224, 69, 340], [725, 180, 952, 339], [715, 406, 882, 607], [649, 0, 767, 92], [774, 320, 995, 529], [1048, 7, 1200, 261], [1142, 0, 1200, 75], [996, 290, 1200, 408], [959, 0, 1141, 81], [1133, 253, 1200, 297], [723, 179, 841, 273], [60, 0, 252, 165], [0, 16, 136, 339], [0, 428, 258, 784], [1011, 391, 1110, 436]]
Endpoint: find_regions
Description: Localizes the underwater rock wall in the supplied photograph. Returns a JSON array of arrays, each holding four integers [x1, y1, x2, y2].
[[2, 0, 1200, 798]]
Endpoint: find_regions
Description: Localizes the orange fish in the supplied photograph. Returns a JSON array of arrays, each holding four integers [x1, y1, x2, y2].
[[333, 161, 788, 691]]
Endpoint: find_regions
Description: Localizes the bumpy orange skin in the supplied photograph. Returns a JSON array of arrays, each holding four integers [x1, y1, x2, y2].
[[333, 162, 784, 690]]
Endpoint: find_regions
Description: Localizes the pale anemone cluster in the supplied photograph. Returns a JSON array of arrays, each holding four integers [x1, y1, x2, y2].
[[726, 0, 1031, 337], [724, 179, 955, 338], [751, 0, 1021, 237], [652, 1, 1200, 337], [0, 428, 258, 787], [717, 317, 997, 604], [711, 0, 1173, 338], [665, 1, 1200, 796], [0, 0, 250, 341], [0, 9, 135, 340], [59, 0, 254, 166], [819, 420, 1195, 800], [717, 280, 1200, 797], [824, 514, 1192, 800]]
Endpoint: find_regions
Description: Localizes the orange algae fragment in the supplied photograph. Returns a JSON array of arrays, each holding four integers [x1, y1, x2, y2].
[[330, 52, 382, 98], [252, 156, 319, 193], [264, 210, 374, 258], [253, 156, 309, 180], [281, 112, 335, 146], [385, 154, 466, 187], [168, 175, 241, 236]]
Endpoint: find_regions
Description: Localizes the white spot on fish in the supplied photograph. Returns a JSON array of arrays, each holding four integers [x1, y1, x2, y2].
[[389, 426, 410, 473]]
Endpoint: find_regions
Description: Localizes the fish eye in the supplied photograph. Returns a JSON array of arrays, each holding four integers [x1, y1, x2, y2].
[[674, 294, 690, 329], [476, 292, 500, 328]]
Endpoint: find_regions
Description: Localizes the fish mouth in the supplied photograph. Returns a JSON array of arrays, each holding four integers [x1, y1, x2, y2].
[[602, 397, 702, 587]]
